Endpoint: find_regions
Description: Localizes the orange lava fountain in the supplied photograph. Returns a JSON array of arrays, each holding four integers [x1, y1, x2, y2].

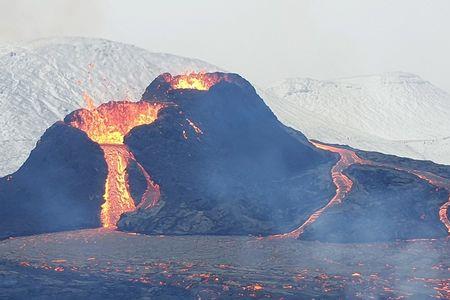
[[69, 101, 164, 228], [167, 73, 225, 90]]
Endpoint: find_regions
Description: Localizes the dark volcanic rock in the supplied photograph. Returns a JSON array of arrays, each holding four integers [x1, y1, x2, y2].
[[302, 165, 449, 242], [0, 123, 107, 239], [127, 160, 149, 207], [2, 72, 449, 242], [355, 149, 450, 180], [119, 73, 337, 235]]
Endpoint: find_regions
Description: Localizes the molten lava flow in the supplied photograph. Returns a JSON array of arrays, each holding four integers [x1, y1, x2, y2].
[[68, 101, 164, 228], [271, 141, 450, 239], [167, 73, 225, 90], [133, 155, 161, 210], [69, 101, 164, 145], [100, 145, 135, 228], [271, 142, 366, 239], [439, 201, 450, 233]]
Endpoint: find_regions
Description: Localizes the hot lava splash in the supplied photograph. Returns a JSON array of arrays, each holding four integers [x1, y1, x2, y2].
[[272, 141, 450, 239], [164, 72, 228, 91], [68, 101, 164, 228]]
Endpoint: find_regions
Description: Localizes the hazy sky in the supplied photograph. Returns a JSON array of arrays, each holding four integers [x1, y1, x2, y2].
[[1, 0, 449, 91]]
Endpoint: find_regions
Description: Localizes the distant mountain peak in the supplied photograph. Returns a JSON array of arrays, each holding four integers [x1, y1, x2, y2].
[[265, 72, 450, 164]]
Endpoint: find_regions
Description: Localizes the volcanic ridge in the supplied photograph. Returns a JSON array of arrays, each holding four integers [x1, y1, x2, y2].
[[0, 72, 449, 243]]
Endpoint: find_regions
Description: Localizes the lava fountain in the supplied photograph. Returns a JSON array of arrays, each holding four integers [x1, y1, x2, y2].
[[68, 101, 164, 228], [67, 73, 226, 227], [164, 72, 227, 90]]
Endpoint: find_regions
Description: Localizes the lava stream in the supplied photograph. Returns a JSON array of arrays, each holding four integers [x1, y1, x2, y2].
[[357, 161, 450, 234], [272, 141, 450, 239], [271, 142, 366, 239], [439, 202, 450, 233], [133, 154, 161, 210], [100, 145, 161, 228], [68, 101, 164, 228], [100, 145, 135, 228]]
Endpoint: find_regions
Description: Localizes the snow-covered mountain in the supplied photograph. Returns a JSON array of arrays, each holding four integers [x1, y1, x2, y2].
[[0, 37, 220, 176], [265, 72, 450, 165], [2, 37, 448, 175]]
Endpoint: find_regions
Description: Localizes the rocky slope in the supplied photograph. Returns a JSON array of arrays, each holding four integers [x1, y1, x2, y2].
[[119, 73, 336, 235], [0, 73, 448, 242], [118, 73, 449, 241], [0, 123, 106, 239]]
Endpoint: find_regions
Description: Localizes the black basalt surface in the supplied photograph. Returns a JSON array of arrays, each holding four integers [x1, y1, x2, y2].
[[119, 73, 337, 235], [355, 148, 450, 179], [2, 72, 449, 242], [0, 123, 107, 239], [301, 165, 449, 242]]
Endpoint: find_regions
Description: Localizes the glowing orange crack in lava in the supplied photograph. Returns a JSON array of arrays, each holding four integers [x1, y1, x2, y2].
[[69, 101, 164, 228], [271, 141, 450, 239]]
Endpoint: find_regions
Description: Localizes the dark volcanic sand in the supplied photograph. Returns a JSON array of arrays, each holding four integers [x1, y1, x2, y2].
[[0, 229, 448, 299]]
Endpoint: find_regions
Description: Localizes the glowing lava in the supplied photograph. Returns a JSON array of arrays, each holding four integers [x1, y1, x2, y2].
[[69, 101, 163, 145], [272, 141, 450, 239], [439, 201, 450, 233], [69, 101, 164, 228], [167, 73, 226, 90], [271, 142, 367, 239]]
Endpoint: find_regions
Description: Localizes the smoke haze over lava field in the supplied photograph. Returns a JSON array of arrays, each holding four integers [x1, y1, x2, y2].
[[0, 72, 447, 242], [0, 72, 449, 299], [1, 2, 450, 298]]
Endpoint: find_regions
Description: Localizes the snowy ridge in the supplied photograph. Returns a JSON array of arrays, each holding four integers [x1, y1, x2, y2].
[[0, 37, 221, 176], [1, 37, 448, 175], [265, 72, 450, 165]]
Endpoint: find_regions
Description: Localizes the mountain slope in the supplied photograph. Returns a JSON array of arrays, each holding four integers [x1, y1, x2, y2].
[[0, 37, 220, 176], [265, 72, 450, 165], [0, 122, 107, 239], [0, 73, 338, 238], [0, 72, 448, 241], [119, 73, 336, 235]]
